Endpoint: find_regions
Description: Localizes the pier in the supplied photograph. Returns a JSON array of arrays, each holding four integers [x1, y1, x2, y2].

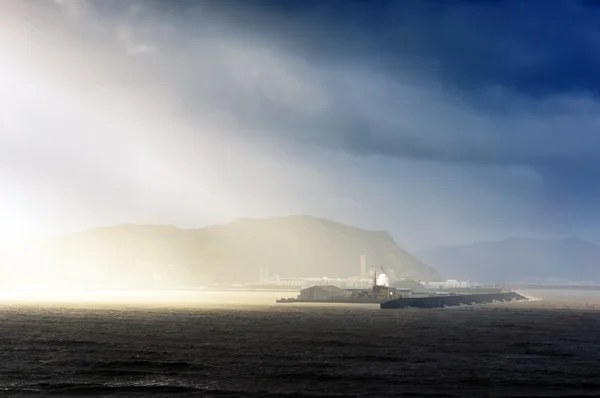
[[380, 292, 527, 309]]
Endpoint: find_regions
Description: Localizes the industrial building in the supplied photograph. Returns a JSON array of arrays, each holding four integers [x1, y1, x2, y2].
[[257, 254, 477, 294], [389, 279, 429, 297], [258, 254, 387, 289], [421, 280, 476, 290], [274, 257, 474, 304], [298, 285, 351, 300], [262, 276, 373, 289], [278, 283, 413, 304]]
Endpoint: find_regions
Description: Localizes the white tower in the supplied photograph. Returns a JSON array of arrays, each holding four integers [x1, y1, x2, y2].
[[259, 264, 269, 283], [360, 255, 366, 278]]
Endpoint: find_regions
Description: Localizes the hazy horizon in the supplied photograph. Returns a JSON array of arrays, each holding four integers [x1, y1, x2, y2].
[[4, 214, 600, 253]]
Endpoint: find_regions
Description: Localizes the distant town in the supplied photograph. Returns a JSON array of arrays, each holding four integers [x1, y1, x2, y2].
[[209, 254, 479, 292]]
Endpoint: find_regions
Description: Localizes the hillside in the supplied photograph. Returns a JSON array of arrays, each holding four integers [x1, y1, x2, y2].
[[417, 237, 600, 285], [2, 215, 440, 289]]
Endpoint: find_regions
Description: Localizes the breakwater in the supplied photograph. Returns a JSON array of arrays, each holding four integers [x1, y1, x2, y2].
[[381, 292, 527, 309]]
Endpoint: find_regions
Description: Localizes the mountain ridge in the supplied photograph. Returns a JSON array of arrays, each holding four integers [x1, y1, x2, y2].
[[2, 215, 440, 289], [417, 237, 600, 284]]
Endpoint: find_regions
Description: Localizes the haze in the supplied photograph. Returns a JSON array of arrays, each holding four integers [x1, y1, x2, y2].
[[2, 0, 599, 254]]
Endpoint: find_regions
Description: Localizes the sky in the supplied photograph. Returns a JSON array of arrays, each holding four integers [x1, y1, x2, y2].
[[1, 0, 599, 251]]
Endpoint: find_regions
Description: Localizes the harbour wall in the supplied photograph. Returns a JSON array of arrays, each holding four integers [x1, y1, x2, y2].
[[380, 292, 527, 309]]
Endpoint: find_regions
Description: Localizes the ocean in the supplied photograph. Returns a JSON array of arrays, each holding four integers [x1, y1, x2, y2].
[[1, 290, 600, 397]]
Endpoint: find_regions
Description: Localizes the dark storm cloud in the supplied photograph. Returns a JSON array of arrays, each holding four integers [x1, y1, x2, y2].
[[175, 0, 600, 236], [117, 0, 599, 169], [160, 0, 600, 94], [160, 0, 600, 223]]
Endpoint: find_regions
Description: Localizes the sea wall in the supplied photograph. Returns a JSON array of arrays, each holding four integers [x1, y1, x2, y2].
[[380, 292, 527, 309]]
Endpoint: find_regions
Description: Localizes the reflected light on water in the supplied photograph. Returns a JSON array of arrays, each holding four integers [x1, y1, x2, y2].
[[0, 290, 296, 308]]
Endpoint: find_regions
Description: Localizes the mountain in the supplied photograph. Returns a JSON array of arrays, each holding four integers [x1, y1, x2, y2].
[[417, 237, 600, 284], [1, 215, 440, 289]]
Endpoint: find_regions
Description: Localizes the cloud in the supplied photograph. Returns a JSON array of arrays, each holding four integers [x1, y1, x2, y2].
[[89, 1, 598, 169], [26, 0, 600, 168], [116, 25, 157, 55], [1, 0, 599, 248]]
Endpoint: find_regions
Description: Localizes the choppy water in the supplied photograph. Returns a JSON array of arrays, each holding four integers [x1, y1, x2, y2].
[[1, 290, 600, 397]]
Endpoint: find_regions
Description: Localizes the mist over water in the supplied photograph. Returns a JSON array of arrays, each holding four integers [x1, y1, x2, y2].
[[518, 289, 600, 309], [0, 290, 293, 309]]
